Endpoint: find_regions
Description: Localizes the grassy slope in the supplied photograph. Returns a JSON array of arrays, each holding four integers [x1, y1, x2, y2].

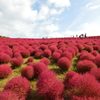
[[0, 55, 78, 99]]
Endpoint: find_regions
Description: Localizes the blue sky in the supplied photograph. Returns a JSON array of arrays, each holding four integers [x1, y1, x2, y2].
[[0, 0, 100, 38]]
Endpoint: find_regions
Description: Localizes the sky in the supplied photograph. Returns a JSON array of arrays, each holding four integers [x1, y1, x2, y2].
[[0, 0, 100, 38]]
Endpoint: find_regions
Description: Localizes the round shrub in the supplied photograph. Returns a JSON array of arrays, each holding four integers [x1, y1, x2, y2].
[[64, 71, 78, 89], [84, 45, 93, 52], [27, 57, 34, 62], [13, 52, 22, 58], [0, 64, 12, 78], [27, 62, 33, 66], [39, 44, 48, 50], [72, 95, 100, 100], [21, 66, 34, 80], [52, 51, 61, 62], [4, 50, 13, 57], [79, 53, 95, 61], [33, 62, 48, 77], [89, 68, 100, 82], [34, 52, 42, 59], [64, 73, 100, 99], [57, 57, 71, 70], [91, 50, 99, 56], [20, 50, 30, 58], [93, 45, 100, 51], [77, 60, 97, 73], [76, 43, 84, 52], [43, 49, 51, 57], [0, 53, 11, 64], [61, 51, 73, 60], [49, 45, 58, 53], [10, 57, 24, 68], [0, 90, 19, 100], [67, 48, 76, 57], [4, 77, 31, 99], [40, 57, 50, 66], [37, 70, 64, 100], [94, 55, 100, 67]]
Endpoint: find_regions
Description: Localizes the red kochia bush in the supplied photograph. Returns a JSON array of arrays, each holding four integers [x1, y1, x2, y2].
[[34, 52, 42, 58], [0, 64, 12, 78], [61, 51, 73, 60], [79, 53, 95, 61], [0, 90, 19, 100], [43, 49, 51, 57], [33, 62, 48, 77], [64, 71, 78, 89], [91, 50, 99, 56], [40, 57, 50, 66], [4, 50, 13, 57], [27, 57, 34, 62], [10, 57, 24, 68], [0, 53, 11, 64], [94, 55, 100, 67], [20, 49, 30, 58], [52, 51, 61, 61], [84, 45, 93, 52], [64, 73, 100, 99], [57, 57, 71, 70], [72, 95, 100, 100], [89, 68, 100, 82], [49, 45, 58, 53], [4, 77, 30, 99], [37, 70, 64, 100], [77, 60, 97, 73], [21, 66, 34, 80]]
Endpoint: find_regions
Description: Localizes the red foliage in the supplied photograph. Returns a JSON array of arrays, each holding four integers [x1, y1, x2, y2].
[[0, 64, 12, 78], [72, 95, 100, 100], [37, 70, 64, 100], [65, 73, 100, 99], [57, 57, 71, 70], [27, 57, 34, 62], [20, 49, 30, 58], [49, 45, 58, 53], [76, 43, 84, 52], [39, 44, 48, 50], [64, 71, 78, 89], [40, 57, 50, 66], [21, 66, 34, 80], [4, 50, 13, 57], [34, 52, 42, 59], [94, 55, 100, 67], [91, 50, 99, 56], [13, 52, 22, 58], [89, 68, 100, 82], [84, 45, 93, 52], [79, 53, 95, 61], [61, 51, 73, 60], [4, 77, 30, 99], [0, 90, 19, 100], [10, 57, 24, 68], [52, 51, 61, 62], [43, 49, 51, 57], [0, 52, 11, 64], [33, 62, 48, 77], [93, 45, 100, 51], [77, 60, 97, 73]]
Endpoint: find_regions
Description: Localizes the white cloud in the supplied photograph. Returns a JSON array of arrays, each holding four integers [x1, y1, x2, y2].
[[85, 1, 100, 10], [47, 0, 70, 8], [64, 23, 100, 37], [0, 0, 65, 38]]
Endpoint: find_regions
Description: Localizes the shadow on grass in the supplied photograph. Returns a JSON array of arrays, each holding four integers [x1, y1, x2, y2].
[[27, 89, 44, 100]]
